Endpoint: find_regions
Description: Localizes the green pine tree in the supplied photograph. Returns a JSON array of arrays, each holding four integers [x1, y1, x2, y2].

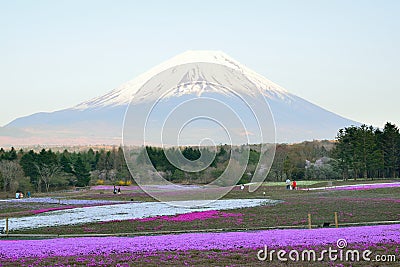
[[74, 155, 91, 187]]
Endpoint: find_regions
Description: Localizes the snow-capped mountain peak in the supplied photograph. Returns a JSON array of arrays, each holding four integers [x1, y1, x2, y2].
[[2, 50, 360, 145], [73, 50, 291, 110]]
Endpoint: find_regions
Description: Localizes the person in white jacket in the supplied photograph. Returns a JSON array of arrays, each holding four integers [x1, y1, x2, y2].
[[285, 178, 291, 190]]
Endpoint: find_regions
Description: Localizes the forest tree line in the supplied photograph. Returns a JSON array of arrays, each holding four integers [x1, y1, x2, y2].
[[0, 147, 130, 193], [0, 122, 399, 193], [333, 122, 400, 180]]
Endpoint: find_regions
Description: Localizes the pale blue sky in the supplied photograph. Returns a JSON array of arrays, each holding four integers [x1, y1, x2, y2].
[[1, 0, 399, 127]]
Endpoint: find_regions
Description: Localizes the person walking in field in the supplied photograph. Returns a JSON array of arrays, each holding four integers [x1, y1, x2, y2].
[[285, 178, 291, 190]]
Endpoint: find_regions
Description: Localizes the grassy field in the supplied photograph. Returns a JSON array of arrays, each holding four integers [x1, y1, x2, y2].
[[8, 185, 400, 235], [1, 180, 399, 267]]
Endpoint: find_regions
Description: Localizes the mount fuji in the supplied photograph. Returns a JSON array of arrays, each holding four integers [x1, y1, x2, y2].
[[1, 51, 359, 146]]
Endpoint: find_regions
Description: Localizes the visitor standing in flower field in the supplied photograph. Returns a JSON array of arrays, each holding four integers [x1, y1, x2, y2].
[[285, 178, 291, 190], [292, 180, 297, 190]]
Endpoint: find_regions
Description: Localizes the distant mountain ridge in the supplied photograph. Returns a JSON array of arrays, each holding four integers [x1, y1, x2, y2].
[[1, 50, 359, 146]]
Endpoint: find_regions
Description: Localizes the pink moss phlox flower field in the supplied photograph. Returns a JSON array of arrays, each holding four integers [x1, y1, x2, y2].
[[29, 203, 121, 215], [30, 205, 77, 215], [134, 210, 242, 222], [303, 182, 400, 191], [90, 184, 201, 192], [5, 197, 123, 205], [328, 182, 400, 191], [2, 199, 268, 231], [91, 185, 141, 191], [1, 224, 399, 260]]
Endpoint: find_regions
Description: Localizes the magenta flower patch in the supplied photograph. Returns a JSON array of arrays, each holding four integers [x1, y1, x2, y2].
[[305, 182, 400, 191], [91, 185, 141, 191], [31, 206, 77, 215], [134, 210, 242, 222], [0, 224, 398, 260], [328, 182, 400, 191]]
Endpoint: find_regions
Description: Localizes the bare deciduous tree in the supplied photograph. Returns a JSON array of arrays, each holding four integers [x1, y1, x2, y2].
[[0, 160, 25, 192], [34, 163, 61, 192]]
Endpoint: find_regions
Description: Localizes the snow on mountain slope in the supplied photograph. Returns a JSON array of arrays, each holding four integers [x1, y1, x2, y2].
[[2, 50, 360, 145], [73, 50, 292, 110]]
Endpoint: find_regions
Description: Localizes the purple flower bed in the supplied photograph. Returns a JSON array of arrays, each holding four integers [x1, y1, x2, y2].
[[304, 182, 400, 191], [91, 184, 201, 191], [133, 210, 242, 222], [1, 224, 399, 260], [31, 205, 77, 215], [328, 182, 400, 191], [4, 197, 124, 205], [91, 185, 141, 191]]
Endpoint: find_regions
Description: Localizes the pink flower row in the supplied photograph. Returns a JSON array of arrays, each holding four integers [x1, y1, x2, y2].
[[328, 182, 400, 191], [1, 224, 399, 260], [31, 206, 77, 215], [136, 210, 242, 222]]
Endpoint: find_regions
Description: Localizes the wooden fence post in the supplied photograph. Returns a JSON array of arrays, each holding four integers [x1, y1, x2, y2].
[[308, 213, 312, 229], [6, 217, 9, 235], [334, 212, 338, 228]]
